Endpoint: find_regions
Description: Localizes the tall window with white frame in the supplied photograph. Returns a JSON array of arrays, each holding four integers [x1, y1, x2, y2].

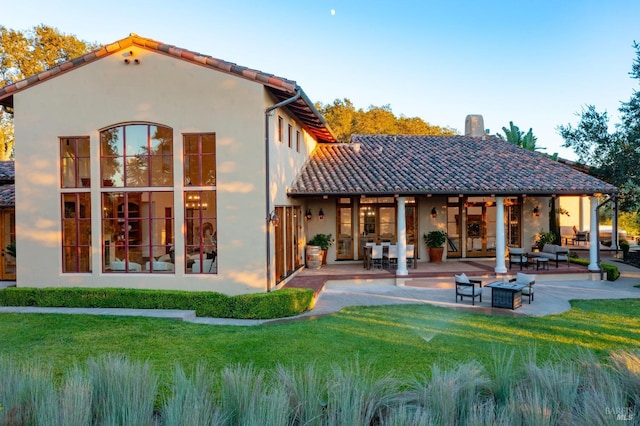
[[100, 123, 175, 273], [60, 137, 91, 272], [184, 133, 217, 274]]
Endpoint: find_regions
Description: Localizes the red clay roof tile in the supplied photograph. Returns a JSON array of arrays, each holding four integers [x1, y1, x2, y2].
[[288, 135, 617, 196], [0, 34, 335, 143]]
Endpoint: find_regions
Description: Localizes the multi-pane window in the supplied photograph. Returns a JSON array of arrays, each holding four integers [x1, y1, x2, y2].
[[62, 193, 91, 272], [100, 123, 175, 273], [61, 137, 90, 188], [100, 124, 173, 187], [184, 191, 217, 274], [60, 137, 91, 273], [102, 191, 174, 273], [184, 134, 216, 186], [183, 133, 217, 274]]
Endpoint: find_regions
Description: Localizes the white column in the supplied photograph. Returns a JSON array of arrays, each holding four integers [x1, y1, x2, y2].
[[494, 196, 507, 274], [396, 196, 408, 276], [612, 196, 619, 251], [588, 196, 600, 272]]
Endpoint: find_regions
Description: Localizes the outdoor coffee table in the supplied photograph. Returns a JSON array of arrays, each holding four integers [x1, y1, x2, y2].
[[531, 256, 549, 270], [486, 282, 526, 310]]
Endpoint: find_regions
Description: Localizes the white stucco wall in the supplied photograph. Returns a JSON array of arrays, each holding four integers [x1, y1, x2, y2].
[[12, 45, 299, 294]]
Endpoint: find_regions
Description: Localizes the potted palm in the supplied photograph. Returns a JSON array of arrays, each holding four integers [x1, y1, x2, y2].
[[424, 230, 447, 263], [308, 233, 334, 265]]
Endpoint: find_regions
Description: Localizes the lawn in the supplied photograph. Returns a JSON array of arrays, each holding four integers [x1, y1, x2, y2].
[[1, 298, 639, 382]]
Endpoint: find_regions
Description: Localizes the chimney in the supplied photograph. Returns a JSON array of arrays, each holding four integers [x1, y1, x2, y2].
[[465, 114, 485, 137]]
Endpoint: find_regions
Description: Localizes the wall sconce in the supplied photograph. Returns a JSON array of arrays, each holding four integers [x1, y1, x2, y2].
[[318, 208, 325, 220], [305, 208, 312, 220], [430, 207, 437, 218], [268, 210, 280, 227], [533, 206, 540, 217]]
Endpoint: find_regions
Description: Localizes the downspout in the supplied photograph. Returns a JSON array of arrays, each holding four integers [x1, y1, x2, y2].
[[264, 86, 302, 292]]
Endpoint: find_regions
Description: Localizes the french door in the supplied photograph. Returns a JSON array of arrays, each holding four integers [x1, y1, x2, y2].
[[0, 210, 15, 280]]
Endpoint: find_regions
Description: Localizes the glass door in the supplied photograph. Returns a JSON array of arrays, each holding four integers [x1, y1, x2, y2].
[[447, 197, 462, 257], [465, 196, 496, 257], [0, 210, 15, 280], [336, 198, 353, 260]]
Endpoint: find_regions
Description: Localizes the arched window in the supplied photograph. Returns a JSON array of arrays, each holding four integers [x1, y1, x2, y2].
[[100, 123, 175, 273]]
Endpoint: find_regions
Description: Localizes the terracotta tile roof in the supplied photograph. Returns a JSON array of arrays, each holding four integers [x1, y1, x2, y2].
[[0, 162, 14, 182], [0, 184, 14, 207], [0, 34, 335, 143], [288, 134, 617, 196]]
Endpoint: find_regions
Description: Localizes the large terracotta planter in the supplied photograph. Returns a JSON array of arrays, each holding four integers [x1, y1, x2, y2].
[[427, 246, 444, 263]]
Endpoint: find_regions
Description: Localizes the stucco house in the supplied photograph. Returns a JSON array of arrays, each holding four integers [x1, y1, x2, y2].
[[0, 34, 617, 294]]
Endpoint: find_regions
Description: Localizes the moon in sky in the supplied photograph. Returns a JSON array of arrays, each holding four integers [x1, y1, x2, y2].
[[330, 9, 336, 16]]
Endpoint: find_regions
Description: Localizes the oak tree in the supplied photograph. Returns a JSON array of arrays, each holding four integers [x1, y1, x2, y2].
[[0, 25, 95, 159]]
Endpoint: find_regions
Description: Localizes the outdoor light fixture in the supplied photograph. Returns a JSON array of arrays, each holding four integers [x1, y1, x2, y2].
[[318, 208, 325, 220], [268, 210, 280, 227], [431, 207, 437, 218], [533, 206, 540, 217], [305, 208, 312, 220]]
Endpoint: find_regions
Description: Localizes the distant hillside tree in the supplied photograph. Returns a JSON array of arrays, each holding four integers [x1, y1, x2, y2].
[[316, 98, 456, 143], [558, 41, 640, 212], [0, 25, 96, 160]]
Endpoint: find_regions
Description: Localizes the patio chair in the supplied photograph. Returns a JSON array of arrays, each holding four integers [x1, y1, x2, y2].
[[384, 245, 398, 270], [508, 247, 529, 270], [454, 273, 483, 305], [509, 272, 536, 303], [370, 244, 383, 269]]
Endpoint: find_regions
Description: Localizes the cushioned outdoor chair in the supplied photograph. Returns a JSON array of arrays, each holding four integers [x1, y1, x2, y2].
[[509, 272, 536, 303], [454, 273, 483, 305], [508, 247, 529, 270]]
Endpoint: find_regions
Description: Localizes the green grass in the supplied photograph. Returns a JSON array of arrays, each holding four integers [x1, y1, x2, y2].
[[1, 298, 639, 383]]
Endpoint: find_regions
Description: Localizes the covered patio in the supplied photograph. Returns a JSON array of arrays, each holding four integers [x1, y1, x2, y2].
[[283, 254, 594, 297]]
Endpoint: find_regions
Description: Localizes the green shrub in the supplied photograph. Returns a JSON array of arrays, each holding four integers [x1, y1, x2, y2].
[[0, 287, 314, 319], [570, 258, 619, 281], [535, 231, 556, 250], [620, 239, 630, 259]]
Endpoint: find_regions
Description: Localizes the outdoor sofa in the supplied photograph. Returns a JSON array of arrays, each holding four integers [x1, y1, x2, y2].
[[534, 244, 569, 268]]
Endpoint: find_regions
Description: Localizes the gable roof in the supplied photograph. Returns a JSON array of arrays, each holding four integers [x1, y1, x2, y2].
[[288, 134, 617, 196], [0, 34, 335, 143]]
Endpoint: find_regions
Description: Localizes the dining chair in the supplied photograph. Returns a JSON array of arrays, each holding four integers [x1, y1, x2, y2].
[[370, 244, 383, 269]]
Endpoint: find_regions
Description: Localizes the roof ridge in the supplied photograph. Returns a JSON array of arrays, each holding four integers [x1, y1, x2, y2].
[[0, 33, 298, 105]]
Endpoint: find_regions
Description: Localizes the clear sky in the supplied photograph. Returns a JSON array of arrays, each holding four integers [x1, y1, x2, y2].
[[5, 0, 640, 160]]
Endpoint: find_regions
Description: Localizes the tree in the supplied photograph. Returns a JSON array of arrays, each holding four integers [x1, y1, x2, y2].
[[316, 98, 456, 143], [558, 42, 640, 212], [0, 25, 96, 159], [498, 121, 556, 157]]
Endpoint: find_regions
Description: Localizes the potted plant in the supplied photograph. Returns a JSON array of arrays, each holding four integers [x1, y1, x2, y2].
[[424, 230, 447, 263], [308, 233, 334, 265]]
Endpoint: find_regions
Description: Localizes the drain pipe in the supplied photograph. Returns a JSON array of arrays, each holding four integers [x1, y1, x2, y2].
[[264, 87, 302, 291]]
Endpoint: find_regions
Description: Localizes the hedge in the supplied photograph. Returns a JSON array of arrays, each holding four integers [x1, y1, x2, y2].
[[570, 258, 620, 281], [0, 287, 315, 319]]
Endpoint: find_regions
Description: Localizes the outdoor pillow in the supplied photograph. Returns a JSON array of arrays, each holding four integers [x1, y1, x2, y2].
[[516, 272, 536, 284], [455, 273, 470, 284]]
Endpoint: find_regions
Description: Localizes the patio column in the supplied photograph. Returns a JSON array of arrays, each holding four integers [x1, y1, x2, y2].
[[588, 196, 599, 272], [494, 196, 507, 274], [396, 196, 408, 276]]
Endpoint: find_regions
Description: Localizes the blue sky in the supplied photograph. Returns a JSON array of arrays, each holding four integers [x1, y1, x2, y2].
[[5, 0, 640, 160]]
